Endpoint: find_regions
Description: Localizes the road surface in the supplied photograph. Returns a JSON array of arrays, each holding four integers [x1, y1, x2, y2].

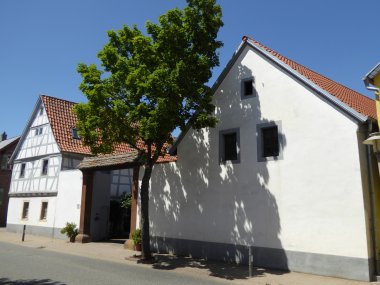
[[0, 241, 227, 285]]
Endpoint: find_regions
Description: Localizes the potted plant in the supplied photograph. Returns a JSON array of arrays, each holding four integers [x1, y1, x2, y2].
[[60, 222, 79, 243], [132, 229, 142, 251]]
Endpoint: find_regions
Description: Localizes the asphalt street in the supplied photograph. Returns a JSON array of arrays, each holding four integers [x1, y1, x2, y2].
[[0, 241, 226, 285]]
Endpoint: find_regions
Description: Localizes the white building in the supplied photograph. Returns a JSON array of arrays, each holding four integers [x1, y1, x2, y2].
[[6, 95, 135, 240], [143, 36, 380, 281]]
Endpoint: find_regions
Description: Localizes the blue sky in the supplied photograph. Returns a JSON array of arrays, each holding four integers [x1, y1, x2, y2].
[[1, 0, 379, 138]]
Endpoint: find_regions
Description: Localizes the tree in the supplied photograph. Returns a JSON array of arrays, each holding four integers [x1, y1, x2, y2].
[[74, 0, 223, 260]]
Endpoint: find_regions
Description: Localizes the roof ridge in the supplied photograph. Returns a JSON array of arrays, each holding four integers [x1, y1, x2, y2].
[[243, 36, 376, 119], [40, 94, 78, 105]]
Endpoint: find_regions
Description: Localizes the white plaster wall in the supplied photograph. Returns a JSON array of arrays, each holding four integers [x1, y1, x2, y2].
[[55, 170, 82, 228], [146, 46, 370, 260], [7, 196, 57, 229]]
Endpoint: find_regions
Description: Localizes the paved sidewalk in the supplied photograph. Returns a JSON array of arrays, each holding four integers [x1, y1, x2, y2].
[[0, 228, 377, 285]]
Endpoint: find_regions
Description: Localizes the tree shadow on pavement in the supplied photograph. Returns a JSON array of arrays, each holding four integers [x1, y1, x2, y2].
[[0, 278, 66, 285], [151, 254, 289, 280]]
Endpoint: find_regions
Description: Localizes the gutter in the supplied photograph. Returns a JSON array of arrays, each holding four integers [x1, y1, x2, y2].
[[364, 77, 380, 94]]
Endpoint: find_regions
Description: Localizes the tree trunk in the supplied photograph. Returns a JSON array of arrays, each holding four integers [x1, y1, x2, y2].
[[140, 162, 153, 260]]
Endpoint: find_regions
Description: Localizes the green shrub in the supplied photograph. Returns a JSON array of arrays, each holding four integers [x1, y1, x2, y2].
[[132, 229, 141, 245], [60, 222, 79, 241]]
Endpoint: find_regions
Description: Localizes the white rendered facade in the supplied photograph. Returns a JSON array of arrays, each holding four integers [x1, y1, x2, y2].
[[140, 44, 377, 281]]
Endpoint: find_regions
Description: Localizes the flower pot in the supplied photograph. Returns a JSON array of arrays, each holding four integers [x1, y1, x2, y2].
[[69, 236, 76, 243], [134, 244, 142, 251]]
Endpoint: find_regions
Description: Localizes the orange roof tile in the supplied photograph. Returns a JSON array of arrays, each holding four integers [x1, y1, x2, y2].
[[41, 95, 176, 163], [244, 36, 377, 119]]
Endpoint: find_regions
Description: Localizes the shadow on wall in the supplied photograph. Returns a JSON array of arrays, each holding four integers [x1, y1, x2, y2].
[[149, 61, 288, 276], [0, 278, 65, 285]]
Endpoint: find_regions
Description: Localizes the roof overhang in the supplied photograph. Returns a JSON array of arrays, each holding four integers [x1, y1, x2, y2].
[[364, 62, 380, 84], [78, 150, 141, 171], [363, 62, 380, 94]]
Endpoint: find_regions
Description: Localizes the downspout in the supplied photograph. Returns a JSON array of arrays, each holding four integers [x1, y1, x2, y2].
[[365, 121, 379, 277], [364, 77, 380, 94]]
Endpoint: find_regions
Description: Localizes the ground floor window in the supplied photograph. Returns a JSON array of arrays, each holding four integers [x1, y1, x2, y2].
[[21, 201, 29, 220], [40, 202, 48, 221]]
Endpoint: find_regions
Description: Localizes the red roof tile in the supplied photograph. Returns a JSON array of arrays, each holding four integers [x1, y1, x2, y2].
[[244, 36, 377, 119], [41, 95, 176, 163]]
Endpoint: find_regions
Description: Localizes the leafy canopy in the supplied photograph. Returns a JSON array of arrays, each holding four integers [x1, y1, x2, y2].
[[75, 0, 223, 159]]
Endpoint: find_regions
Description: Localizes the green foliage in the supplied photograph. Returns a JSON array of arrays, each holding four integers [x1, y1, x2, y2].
[[120, 193, 132, 209], [75, 0, 223, 158], [60, 222, 79, 239], [132, 229, 142, 245], [75, 0, 223, 260]]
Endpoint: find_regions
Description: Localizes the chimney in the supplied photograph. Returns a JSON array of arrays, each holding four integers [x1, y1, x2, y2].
[[1, 132, 7, 141]]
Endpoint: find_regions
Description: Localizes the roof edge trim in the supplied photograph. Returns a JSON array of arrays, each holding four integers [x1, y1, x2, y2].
[[245, 40, 368, 123]]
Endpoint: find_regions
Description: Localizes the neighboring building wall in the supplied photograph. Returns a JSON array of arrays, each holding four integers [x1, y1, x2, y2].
[[0, 139, 18, 227], [7, 102, 63, 234], [144, 46, 372, 281]]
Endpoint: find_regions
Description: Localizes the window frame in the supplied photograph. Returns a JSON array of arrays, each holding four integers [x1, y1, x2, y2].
[[40, 201, 48, 221], [71, 128, 80, 139], [256, 121, 283, 162], [21, 201, 30, 220], [219, 128, 240, 164], [41, 159, 49, 176], [20, 163, 26, 178], [241, 76, 256, 100]]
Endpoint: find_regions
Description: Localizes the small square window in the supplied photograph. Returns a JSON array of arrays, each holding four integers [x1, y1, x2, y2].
[[39, 127, 43, 135], [42, 159, 49, 176], [262, 126, 279, 157], [71, 128, 80, 139], [20, 163, 26, 178], [40, 202, 48, 221], [244, 80, 253, 96], [224, 133, 237, 161], [0, 155, 7, 170], [257, 121, 283, 162], [219, 128, 240, 163], [35, 129, 39, 136], [39, 107, 44, 116], [22, 202, 29, 220], [241, 77, 256, 99]]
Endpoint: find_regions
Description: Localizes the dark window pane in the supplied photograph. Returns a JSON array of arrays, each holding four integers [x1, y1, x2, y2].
[[262, 126, 279, 157], [40, 202, 48, 220], [244, 80, 253, 96], [224, 133, 237, 161], [42, 159, 49, 176], [72, 128, 80, 139], [22, 202, 29, 219], [20, 163, 26, 178]]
